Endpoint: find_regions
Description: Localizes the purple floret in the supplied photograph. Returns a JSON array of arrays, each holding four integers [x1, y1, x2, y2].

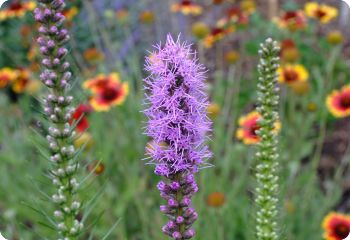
[[144, 34, 211, 176]]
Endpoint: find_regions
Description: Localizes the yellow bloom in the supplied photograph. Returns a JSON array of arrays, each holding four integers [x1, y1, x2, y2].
[[277, 64, 309, 85], [63, 6, 79, 21], [224, 50, 240, 64], [240, 0, 256, 15], [74, 132, 94, 150], [307, 102, 317, 112], [83, 48, 105, 63], [327, 30, 344, 45], [207, 103, 221, 119], [289, 81, 310, 95], [282, 48, 299, 62], [0, 68, 17, 88], [191, 22, 210, 39], [206, 192, 225, 208], [304, 2, 338, 24], [87, 161, 105, 175], [139, 10, 155, 24], [25, 80, 42, 95]]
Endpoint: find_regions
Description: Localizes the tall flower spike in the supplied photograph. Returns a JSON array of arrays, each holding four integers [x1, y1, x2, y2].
[[34, 1, 83, 239], [144, 35, 211, 239], [255, 38, 281, 240]]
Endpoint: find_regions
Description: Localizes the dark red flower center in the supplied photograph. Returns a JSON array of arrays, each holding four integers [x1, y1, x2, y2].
[[101, 87, 121, 102], [334, 223, 349, 238], [315, 8, 327, 19], [181, 0, 192, 6], [284, 11, 297, 20], [9, 1, 23, 11], [284, 69, 299, 83], [228, 7, 240, 17], [281, 39, 296, 49], [340, 95, 350, 109], [249, 124, 260, 137], [211, 28, 224, 36]]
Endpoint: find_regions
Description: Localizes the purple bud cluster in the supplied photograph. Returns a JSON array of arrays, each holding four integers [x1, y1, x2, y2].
[[158, 174, 199, 239], [34, 1, 83, 238], [144, 35, 211, 239], [34, 0, 71, 90]]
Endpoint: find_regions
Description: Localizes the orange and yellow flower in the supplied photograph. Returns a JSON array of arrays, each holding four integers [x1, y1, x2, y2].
[[207, 192, 225, 208], [304, 2, 338, 24], [225, 50, 240, 64], [326, 85, 350, 118], [12, 68, 31, 93], [63, 6, 79, 21], [322, 212, 350, 240], [277, 64, 309, 85], [191, 22, 210, 39], [236, 111, 281, 145], [27, 43, 40, 62], [307, 102, 317, 112], [289, 81, 310, 95], [87, 161, 105, 175], [139, 10, 155, 24], [0, 1, 36, 21], [327, 30, 344, 45], [74, 132, 94, 150], [83, 48, 105, 64], [240, 0, 256, 15], [83, 73, 129, 111], [217, 7, 249, 29], [115, 8, 130, 24], [275, 11, 307, 31], [0, 68, 17, 88], [25, 80, 41, 95], [280, 39, 300, 62], [203, 27, 227, 48], [171, 0, 202, 16], [207, 102, 221, 119]]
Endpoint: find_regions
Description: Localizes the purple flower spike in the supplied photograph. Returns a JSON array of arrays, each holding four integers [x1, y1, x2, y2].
[[144, 34, 211, 239]]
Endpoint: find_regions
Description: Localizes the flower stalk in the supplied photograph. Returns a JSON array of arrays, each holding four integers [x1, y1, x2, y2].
[[34, 0, 83, 239], [255, 38, 281, 240], [144, 35, 211, 239]]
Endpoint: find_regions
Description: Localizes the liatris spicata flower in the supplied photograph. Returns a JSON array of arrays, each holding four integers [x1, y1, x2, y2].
[[144, 35, 211, 239], [255, 38, 281, 240], [34, 1, 83, 238]]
